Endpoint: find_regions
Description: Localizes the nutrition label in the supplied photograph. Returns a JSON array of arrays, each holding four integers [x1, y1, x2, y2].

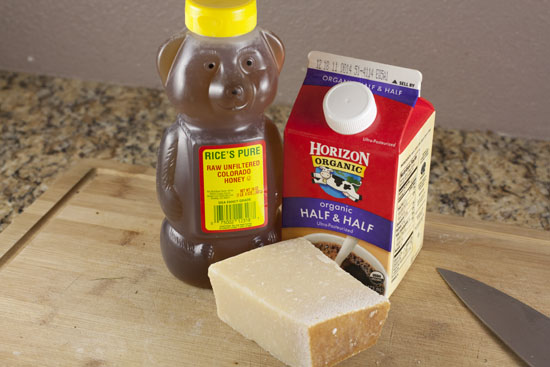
[[391, 125, 433, 282], [199, 141, 267, 232], [392, 149, 418, 281]]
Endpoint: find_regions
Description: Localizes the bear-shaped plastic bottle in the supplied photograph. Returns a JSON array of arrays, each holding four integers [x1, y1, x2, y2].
[[156, 0, 284, 288]]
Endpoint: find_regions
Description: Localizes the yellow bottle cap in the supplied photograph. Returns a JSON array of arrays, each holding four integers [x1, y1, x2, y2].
[[185, 0, 257, 38]]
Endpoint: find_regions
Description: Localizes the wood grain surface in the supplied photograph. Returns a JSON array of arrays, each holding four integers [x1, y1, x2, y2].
[[0, 159, 548, 367]]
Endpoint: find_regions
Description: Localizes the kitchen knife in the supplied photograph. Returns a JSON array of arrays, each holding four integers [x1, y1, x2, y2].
[[437, 268, 550, 367]]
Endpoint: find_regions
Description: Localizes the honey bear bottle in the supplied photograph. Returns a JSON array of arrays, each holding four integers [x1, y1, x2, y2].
[[156, 0, 285, 288]]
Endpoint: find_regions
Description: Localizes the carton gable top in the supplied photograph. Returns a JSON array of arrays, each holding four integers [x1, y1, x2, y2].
[[286, 52, 434, 154]]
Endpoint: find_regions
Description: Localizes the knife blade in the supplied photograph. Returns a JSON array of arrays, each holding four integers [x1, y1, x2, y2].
[[437, 268, 550, 367]]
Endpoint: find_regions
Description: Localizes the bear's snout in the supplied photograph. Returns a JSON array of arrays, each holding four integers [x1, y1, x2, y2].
[[209, 78, 253, 112], [227, 85, 244, 97]]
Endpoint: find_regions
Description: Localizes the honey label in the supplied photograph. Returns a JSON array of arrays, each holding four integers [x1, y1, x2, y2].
[[199, 141, 267, 232]]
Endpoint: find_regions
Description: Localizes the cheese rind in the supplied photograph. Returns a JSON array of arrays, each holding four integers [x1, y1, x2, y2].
[[208, 238, 390, 367]]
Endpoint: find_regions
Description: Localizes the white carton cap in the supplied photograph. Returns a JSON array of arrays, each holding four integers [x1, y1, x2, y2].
[[322, 81, 377, 135]]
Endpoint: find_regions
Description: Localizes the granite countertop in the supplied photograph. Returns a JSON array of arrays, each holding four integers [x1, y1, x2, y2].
[[1, 71, 549, 233]]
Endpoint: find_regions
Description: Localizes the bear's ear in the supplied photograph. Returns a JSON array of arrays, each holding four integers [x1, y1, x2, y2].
[[261, 30, 285, 73], [157, 32, 188, 87]]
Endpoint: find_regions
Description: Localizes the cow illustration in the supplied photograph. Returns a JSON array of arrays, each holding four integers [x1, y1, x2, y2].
[[312, 166, 362, 202]]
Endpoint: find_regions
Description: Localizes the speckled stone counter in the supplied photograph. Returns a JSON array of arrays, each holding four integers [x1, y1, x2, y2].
[[1, 71, 549, 233]]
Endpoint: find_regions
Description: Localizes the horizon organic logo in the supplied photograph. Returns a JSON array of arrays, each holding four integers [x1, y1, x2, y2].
[[309, 141, 370, 166], [309, 141, 369, 177]]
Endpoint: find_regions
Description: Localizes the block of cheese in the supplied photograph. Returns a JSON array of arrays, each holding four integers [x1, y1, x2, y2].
[[208, 238, 390, 367]]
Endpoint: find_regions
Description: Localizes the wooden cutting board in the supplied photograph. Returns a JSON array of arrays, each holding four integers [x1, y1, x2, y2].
[[1, 159, 549, 367]]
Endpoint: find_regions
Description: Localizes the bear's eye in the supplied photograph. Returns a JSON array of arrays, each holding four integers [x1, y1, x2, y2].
[[240, 54, 264, 73], [205, 62, 216, 70]]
